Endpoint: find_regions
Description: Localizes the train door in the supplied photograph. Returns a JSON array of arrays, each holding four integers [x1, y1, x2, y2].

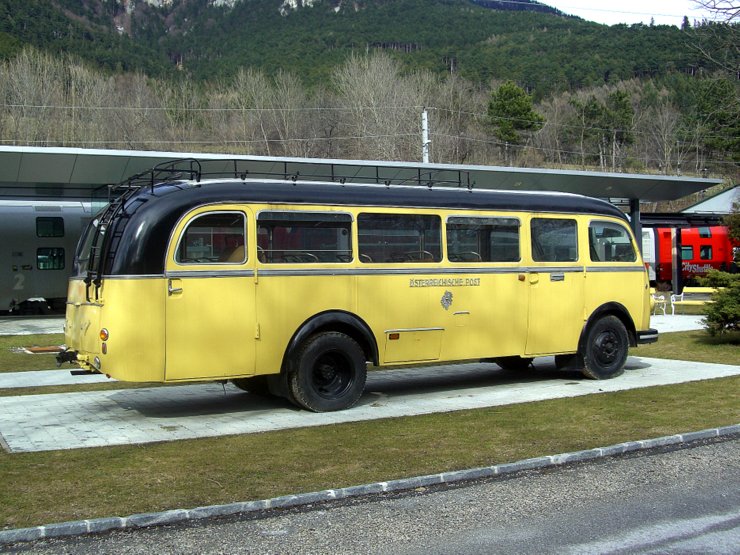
[[525, 216, 585, 355], [164, 207, 256, 381]]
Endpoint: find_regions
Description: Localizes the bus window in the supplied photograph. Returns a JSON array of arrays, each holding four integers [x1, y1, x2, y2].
[[176, 212, 246, 264], [36, 217, 64, 238], [358, 213, 441, 263], [257, 211, 352, 263], [699, 245, 712, 260], [698, 227, 712, 238], [37, 247, 65, 270], [681, 246, 694, 260], [447, 217, 520, 262], [531, 218, 577, 262], [589, 221, 636, 263]]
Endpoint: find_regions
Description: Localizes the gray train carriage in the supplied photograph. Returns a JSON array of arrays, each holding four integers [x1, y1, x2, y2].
[[1, 200, 91, 313]]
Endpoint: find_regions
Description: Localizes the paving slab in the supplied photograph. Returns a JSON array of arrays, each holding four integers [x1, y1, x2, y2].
[[0, 356, 738, 453], [0, 317, 64, 336], [0, 369, 112, 389]]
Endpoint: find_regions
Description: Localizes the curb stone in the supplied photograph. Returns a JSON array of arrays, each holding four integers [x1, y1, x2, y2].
[[2, 423, 738, 546]]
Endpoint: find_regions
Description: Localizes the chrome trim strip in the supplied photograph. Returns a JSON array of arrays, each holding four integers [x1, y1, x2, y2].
[[166, 270, 254, 279], [91, 274, 165, 280], [257, 266, 577, 277], [384, 327, 445, 333], [585, 266, 645, 273], [93, 264, 642, 279]]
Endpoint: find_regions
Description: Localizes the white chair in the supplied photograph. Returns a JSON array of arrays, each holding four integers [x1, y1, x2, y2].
[[651, 289, 667, 316]]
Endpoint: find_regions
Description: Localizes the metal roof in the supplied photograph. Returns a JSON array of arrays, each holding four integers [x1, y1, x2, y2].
[[0, 145, 722, 201]]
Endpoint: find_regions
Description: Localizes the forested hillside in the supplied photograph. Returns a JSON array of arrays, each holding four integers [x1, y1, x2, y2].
[[0, 0, 733, 96], [0, 0, 737, 190]]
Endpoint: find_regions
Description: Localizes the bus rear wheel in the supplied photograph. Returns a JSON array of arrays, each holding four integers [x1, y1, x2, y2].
[[288, 332, 367, 412], [581, 315, 628, 380]]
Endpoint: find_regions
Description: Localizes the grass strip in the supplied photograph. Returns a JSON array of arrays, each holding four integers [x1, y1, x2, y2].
[[0, 334, 66, 373], [0, 376, 738, 530]]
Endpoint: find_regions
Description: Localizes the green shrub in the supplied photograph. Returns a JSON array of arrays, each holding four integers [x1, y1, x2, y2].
[[697, 270, 740, 288], [701, 278, 740, 336]]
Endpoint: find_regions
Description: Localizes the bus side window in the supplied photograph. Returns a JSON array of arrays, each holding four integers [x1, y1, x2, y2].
[[257, 211, 352, 263], [531, 218, 577, 262], [176, 212, 247, 264], [588, 221, 636, 263], [358, 213, 441, 263], [447, 216, 520, 262]]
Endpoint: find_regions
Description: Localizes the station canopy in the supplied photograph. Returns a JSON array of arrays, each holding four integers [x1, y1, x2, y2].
[[0, 145, 722, 203]]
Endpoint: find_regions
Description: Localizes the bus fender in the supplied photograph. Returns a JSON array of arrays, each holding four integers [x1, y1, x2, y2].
[[283, 311, 379, 369], [579, 302, 638, 351]]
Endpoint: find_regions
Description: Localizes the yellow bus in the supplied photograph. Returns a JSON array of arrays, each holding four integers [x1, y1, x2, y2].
[[58, 161, 657, 412]]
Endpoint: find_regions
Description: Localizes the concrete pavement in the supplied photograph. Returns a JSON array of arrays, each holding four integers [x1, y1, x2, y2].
[[1, 356, 738, 453], [1, 313, 732, 454]]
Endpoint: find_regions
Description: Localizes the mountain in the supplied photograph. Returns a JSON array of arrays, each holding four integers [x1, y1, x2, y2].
[[0, 0, 731, 96]]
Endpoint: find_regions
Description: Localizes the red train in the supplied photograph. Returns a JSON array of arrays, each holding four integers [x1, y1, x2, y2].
[[642, 226, 738, 285]]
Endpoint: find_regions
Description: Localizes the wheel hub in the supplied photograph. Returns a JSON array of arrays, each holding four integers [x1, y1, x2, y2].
[[595, 331, 619, 364]]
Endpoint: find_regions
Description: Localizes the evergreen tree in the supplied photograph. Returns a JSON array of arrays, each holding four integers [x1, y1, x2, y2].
[[487, 81, 544, 145]]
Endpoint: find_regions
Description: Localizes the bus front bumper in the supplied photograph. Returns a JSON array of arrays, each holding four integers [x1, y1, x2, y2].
[[637, 328, 659, 344]]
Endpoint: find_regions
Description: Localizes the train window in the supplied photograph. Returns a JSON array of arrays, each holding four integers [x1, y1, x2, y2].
[[257, 212, 352, 263], [681, 246, 694, 260], [531, 218, 578, 262], [176, 212, 246, 264], [36, 217, 64, 238], [358, 213, 442, 263], [588, 221, 636, 263], [37, 248, 65, 270], [699, 245, 712, 260], [447, 217, 520, 262]]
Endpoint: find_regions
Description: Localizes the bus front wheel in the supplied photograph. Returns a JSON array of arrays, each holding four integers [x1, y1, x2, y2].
[[288, 332, 367, 412], [581, 315, 628, 380]]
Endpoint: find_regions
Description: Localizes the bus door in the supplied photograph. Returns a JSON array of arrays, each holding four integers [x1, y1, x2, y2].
[[443, 215, 528, 360], [164, 208, 256, 381], [525, 217, 585, 355], [356, 212, 445, 364]]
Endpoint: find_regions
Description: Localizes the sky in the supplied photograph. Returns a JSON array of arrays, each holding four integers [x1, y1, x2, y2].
[[543, 1, 721, 27]]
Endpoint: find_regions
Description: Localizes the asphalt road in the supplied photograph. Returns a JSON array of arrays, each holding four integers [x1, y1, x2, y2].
[[8, 436, 739, 555]]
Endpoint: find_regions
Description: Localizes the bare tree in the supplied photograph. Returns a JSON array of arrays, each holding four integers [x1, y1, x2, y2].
[[689, 1, 739, 76], [332, 53, 421, 161], [5, 48, 65, 146], [693, 1, 739, 20]]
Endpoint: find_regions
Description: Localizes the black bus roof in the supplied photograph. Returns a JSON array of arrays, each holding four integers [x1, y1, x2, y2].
[[102, 178, 627, 275]]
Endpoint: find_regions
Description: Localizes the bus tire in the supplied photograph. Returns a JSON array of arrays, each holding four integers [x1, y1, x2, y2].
[[494, 356, 533, 371], [581, 315, 628, 380], [231, 376, 271, 396], [288, 332, 367, 412]]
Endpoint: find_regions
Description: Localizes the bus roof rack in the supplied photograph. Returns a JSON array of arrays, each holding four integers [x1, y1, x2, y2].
[[109, 158, 475, 198]]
